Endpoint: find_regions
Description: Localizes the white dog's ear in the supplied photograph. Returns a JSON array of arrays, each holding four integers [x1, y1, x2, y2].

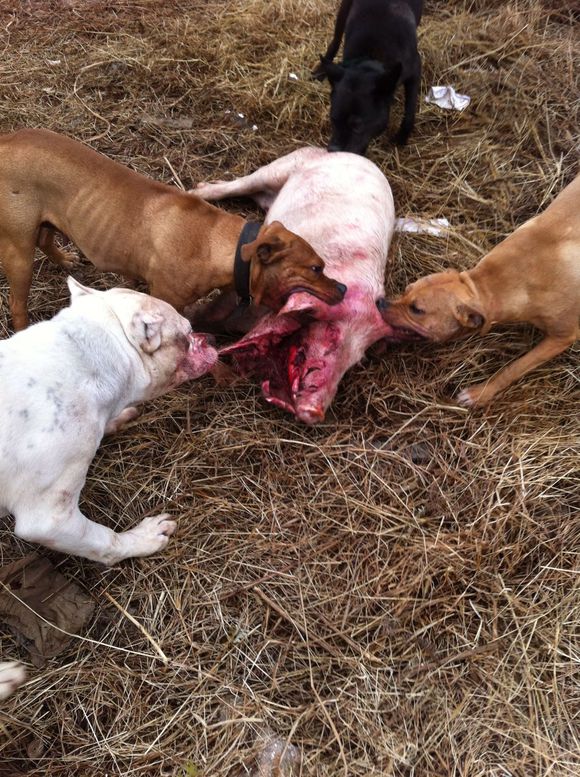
[[67, 276, 96, 300], [140, 313, 164, 354]]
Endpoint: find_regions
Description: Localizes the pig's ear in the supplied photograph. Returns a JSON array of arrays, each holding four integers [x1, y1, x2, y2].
[[139, 313, 164, 354], [455, 303, 485, 331], [67, 276, 96, 300], [375, 63, 402, 95]]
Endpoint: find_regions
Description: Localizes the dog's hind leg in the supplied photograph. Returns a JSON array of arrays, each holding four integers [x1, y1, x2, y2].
[[37, 225, 76, 270], [1, 237, 35, 330], [192, 148, 324, 211]]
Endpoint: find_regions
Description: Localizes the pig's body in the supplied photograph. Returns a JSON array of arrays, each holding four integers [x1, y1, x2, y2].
[[193, 147, 395, 424]]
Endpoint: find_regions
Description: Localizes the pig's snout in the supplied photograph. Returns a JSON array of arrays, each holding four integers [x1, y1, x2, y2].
[[297, 402, 326, 425]]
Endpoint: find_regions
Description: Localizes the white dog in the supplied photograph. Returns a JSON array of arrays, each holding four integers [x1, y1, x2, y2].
[[193, 148, 396, 424], [0, 278, 217, 565]]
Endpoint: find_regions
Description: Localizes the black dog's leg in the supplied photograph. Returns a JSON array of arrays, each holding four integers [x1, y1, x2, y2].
[[312, 0, 354, 79], [394, 63, 420, 145]]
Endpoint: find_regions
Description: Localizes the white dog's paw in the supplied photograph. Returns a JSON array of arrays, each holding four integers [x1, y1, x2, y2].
[[127, 513, 177, 558], [0, 661, 27, 700]]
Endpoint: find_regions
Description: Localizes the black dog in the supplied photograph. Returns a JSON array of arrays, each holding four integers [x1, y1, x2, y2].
[[313, 0, 423, 154]]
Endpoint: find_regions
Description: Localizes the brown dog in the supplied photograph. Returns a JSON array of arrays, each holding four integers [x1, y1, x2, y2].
[[381, 172, 580, 406], [0, 129, 346, 330]]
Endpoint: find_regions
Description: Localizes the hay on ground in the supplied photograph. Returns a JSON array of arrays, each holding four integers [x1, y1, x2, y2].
[[0, 1, 578, 774]]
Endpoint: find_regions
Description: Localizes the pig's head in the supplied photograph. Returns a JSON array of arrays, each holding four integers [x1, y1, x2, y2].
[[219, 284, 394, 425], [67, 278, 218, 399], [318, 58, 402, 155], [242, 221, 347, 310]]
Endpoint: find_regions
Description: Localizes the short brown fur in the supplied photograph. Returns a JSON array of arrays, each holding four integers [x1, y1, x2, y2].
[[0, 128, 344, 330], [383, 173, 580, 406]]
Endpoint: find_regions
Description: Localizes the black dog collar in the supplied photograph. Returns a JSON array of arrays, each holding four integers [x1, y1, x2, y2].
[[234, 221, 261, 307]]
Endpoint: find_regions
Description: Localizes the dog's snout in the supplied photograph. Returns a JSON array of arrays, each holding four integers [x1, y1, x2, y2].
[[336, 282, 347, 297], [376, 297, 390, 312]]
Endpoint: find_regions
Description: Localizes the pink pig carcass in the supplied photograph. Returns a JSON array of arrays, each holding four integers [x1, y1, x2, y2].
[[193, 147, 396, 425]]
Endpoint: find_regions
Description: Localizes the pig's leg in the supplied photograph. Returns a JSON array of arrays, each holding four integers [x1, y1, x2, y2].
[[14, 484, 176, 566], [104, 406, 140, 435], [192, 149, 324, 210]]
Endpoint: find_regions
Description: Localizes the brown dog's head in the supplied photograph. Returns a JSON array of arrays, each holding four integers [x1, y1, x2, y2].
[[379, 270, 487, 342], [241, 221, 347, 310]]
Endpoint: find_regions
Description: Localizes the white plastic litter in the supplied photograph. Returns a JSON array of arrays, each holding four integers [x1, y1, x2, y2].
[[396, 217, 450, 236], [425, 85, 471, 111], [288, 72, 299, 81]]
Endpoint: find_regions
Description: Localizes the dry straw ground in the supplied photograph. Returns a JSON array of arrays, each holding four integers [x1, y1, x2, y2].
[[0, 0, 578, 775]]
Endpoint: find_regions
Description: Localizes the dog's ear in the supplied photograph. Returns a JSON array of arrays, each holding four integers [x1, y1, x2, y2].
[[241, 221, 286, 266], [375, 63, 402, 95], [455, 303, 485, 331], [139, 313, 164, 354], [67, 276, 96, 300]]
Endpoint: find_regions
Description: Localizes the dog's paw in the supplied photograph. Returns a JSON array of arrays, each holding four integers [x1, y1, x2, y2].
[[0, 661, 27, 700], [59, 251, 78, 270], [127, 513, 177, 558], [456, 383, 494, 407]]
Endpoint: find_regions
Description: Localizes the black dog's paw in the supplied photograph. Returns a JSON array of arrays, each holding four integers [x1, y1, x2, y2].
[[393, 127, 412, 146], [311, 55, 329, 81]]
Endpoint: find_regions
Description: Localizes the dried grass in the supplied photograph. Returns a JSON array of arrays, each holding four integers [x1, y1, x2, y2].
[[0, 0, 578, 775]]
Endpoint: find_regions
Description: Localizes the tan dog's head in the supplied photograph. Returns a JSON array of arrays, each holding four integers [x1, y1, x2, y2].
[[379, 270, 487, 342], [241, 221, 347, 310]]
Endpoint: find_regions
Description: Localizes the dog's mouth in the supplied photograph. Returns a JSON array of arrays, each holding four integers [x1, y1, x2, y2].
[[387, 323, 427, 341], [283, 285, 343, 307]]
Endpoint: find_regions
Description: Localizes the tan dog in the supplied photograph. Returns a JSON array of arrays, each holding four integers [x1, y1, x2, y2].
[[0, 128, 346, 330], [381, 172, 580, 406]]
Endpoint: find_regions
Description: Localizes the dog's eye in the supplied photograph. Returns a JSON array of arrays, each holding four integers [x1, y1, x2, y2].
[[410, 302, 425, 315], [311, 265, 323, 274]]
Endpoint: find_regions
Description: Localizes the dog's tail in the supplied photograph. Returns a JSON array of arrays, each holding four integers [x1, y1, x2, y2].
[[312, 0, 354, 80]]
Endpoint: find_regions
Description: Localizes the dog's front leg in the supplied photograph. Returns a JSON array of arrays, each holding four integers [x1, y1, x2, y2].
[[457, 333, 575, 407], [394, 65, 421, 146], [14, 497, 176, 566]]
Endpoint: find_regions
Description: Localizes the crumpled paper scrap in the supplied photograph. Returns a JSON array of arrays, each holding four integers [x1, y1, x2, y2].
[[0, 554, 95, 667], [396, 217, 450, 236], [425, 85, 471, 111]]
